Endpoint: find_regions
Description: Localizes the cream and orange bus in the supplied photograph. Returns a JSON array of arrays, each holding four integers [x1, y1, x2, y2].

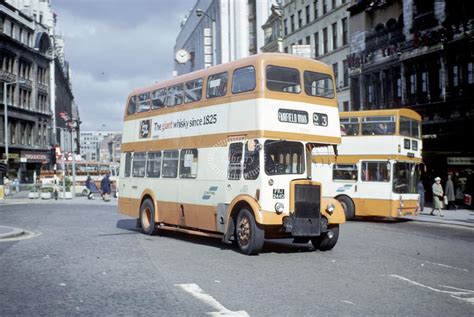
[[118, 53, 345, 255], [312, 108, 422, 219]]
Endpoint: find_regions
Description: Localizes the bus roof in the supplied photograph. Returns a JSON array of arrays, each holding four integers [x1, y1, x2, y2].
[[128, 53, 333, 97], [340, 108, 421, 121]]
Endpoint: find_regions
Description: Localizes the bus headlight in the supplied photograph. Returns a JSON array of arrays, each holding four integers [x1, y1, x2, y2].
[[275, 203, 284, 214], [326, 203, 335, 214], [268, 179, 274, 186]]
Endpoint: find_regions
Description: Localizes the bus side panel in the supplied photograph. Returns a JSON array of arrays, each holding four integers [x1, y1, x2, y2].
[[353, 198, 392, 217]]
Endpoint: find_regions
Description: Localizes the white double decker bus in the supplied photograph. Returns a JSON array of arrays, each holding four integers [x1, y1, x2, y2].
[[118, 53, 345, 255], [313, 108, 422, 219]]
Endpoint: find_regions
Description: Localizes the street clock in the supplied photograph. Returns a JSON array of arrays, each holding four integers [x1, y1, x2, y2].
[[175, 49, 190, 64]]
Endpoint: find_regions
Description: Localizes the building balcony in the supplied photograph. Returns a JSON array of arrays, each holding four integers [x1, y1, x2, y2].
[[0, 70, 16, 82], [38, 82, 49, 93]]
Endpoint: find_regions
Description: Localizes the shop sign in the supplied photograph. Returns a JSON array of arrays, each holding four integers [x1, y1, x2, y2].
[[20, 151, 49, 163], [447, 157, 474, 166], [2, 153, 20, 159]]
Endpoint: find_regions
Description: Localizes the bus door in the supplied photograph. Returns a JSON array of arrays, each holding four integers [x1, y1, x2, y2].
[[358, 161, 392, 215], [119, 153, 133, 212]]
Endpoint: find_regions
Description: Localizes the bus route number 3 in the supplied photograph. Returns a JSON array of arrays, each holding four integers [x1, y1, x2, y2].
[[313, 112, 328, 127]]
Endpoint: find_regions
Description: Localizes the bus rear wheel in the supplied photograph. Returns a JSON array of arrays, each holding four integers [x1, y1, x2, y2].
[[140, 199, 158, 235], [311, 225, 339, 251], [236, 209, 264, 255], [337, 196, 355, 220]]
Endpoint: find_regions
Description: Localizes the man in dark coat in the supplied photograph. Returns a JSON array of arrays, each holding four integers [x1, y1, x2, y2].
[[100, 173, 111, 201]]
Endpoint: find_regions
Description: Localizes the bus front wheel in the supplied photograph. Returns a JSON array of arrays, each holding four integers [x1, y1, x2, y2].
[[337, 196, 355, 220], [311, 225, 339, 251], [140, 199, 158, 235], [236, 209, 264, 255]]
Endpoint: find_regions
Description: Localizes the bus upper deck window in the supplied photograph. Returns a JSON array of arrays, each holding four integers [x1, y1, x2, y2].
[[400, 116, 420, 139], [127, 96, 137, 115], [362, 116, 396, 136], [185, 78, 203, 103], [166, 84, 184, 107], [303, 71, 334, 98], [207, 72, 228, 98], [151, 88, 167, 109], [340, 117, 359, 136], [266, 65, 301, 93], [232, 66, 256, 94], [137, 92, 151, 112]]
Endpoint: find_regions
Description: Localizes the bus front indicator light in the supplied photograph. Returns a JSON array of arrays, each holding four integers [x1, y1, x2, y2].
[[275, 203, 284, 214]]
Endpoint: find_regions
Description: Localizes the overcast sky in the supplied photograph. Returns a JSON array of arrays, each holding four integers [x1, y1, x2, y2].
[[54, 0, 193, 132]]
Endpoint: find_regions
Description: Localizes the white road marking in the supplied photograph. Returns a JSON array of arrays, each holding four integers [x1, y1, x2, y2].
[[424, 261, 469, 272], [341, 300, 355, 305], [389, 274, 474, 305], [175, 283, 249, 316]]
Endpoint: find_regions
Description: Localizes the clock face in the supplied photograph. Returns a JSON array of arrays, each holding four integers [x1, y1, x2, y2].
[[175, 49, 190, 64]]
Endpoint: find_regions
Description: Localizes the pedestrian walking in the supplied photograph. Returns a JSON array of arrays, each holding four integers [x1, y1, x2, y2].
[[100, 172, 111, 202], [417, 180, 425, 211], [431, 177, 444, 216], [85, 176, 98, 199], [445, 174, 457, 210]]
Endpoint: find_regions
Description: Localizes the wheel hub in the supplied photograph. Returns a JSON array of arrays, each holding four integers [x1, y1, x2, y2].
[[237, 217, 250, 246]]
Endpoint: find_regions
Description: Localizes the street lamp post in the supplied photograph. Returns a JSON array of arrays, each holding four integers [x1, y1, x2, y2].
[[196, 8, 217, 66]]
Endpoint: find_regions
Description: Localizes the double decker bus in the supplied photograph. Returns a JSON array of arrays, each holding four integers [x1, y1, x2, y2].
[[312, 108, 422, 219], [118, 53, 345, 255]]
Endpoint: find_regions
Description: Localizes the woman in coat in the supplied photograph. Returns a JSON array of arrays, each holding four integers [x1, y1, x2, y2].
[[445, 174, 457, 210], [431, 177, 444, 216]]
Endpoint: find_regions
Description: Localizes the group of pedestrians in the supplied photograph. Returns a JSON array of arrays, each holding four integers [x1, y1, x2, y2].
[[85, 173, 112, 201]]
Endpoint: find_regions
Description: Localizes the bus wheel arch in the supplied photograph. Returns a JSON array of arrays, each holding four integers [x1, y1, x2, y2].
[[139, 195, 159, 235], [336, 195, 355, 220]]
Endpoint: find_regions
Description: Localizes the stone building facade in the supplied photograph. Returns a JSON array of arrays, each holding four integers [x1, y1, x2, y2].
[[347, 0, 474, 186], [281, 0, 351, 111], [0, 0, 53, 182]]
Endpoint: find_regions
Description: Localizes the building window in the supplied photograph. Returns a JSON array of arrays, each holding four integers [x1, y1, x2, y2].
[[368, 84, 373, 103], [284, 19, 288, 35], [332, 0, 336, 10], [343, 59, 348, 87], [323, 0, 327, 14], [332, 22, 337, 50], [290, 15, 295, 32], [342, 18, 348, 45], [343, 101, 349, 111], [305, 5, 310, 24], [453, 65, 459, 87], [284, 47, 288, 53], [421, 71, 428, 92], [314, 0, 319, 19], [298, 10, 302, 28], [468, 63, 474, 84], [333, 63, 338, 87], [314, 32, 319, 58], [323, 28, 328, 54], [410, 74, 416, 94], [298, 39, 303, 45]]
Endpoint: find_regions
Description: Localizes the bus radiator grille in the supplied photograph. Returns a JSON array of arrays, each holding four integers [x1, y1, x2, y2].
[[289, 184, 321, 236]]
